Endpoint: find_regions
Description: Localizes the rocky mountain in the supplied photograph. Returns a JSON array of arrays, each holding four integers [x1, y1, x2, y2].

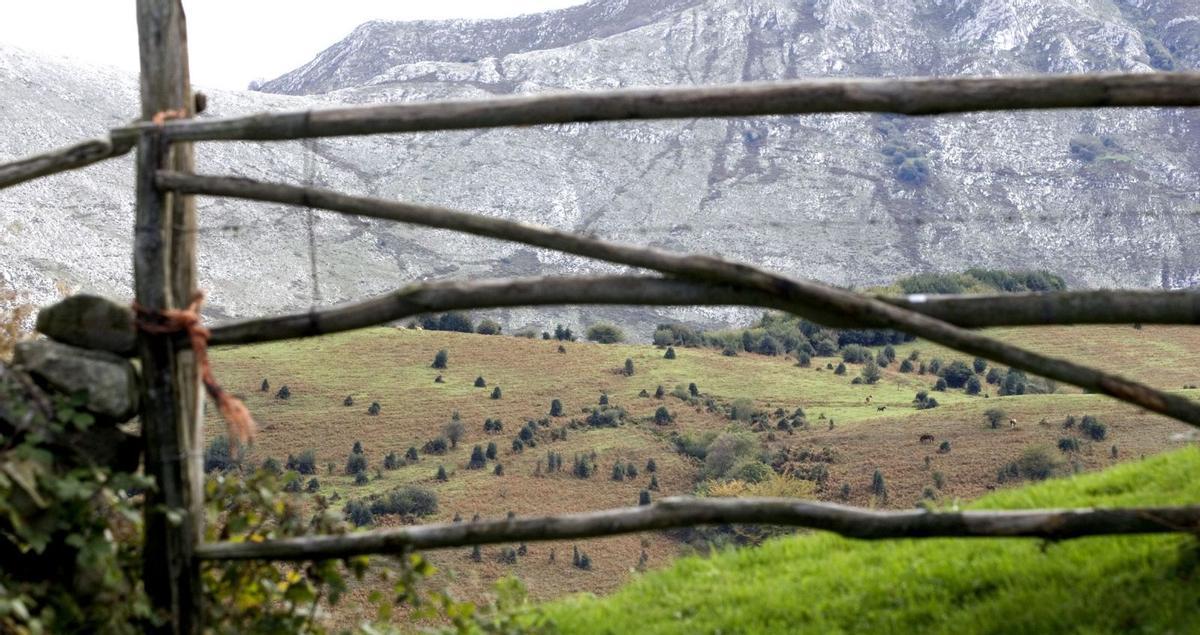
[[2, 0, 1199, 336]]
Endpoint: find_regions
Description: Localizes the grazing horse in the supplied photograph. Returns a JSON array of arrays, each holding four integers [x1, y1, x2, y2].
[[877, 405, 887, 411], [919, 433, 935, 444], [1008, 418, 1018, 429]]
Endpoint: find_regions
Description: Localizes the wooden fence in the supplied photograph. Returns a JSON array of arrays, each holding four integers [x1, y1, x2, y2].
[[2, 1, 1200, 632]]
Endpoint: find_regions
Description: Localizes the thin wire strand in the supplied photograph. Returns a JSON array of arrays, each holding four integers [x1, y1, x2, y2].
[[303, 139, 321, 306]]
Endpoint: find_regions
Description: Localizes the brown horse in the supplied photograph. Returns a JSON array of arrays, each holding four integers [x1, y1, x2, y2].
[[919, 433, 935, 444]]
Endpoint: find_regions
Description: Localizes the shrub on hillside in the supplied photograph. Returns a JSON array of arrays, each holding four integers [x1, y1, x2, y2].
[[702, 432, 761, 481], [797, 352, 812, 368], [587, 406, 626, 428], [420, 312, 473, 333], [343, 395, 354, 407], [286, 450, 317, 475], [260, 378, 270, 392], [899, 359, 914, 373], [553, 324, 576, 341], [984, 408, 1008, 429], [423, 437, 449, 455], [1000, 446, 1064, 482], [646, 458, 657, 473], [654, 406, 673, 425], [938, 440, 951, 454], [913, 391, 939, 410], [468, 445, 487, 469], [940, 360, 974, 388], [624, 358, 635, 376], [550, 399, 564, 417], [474, 376, 486, 387], [367, 401, 381, 416], [689, 383, 700, 397], [966, 375, 982, 395], [730, 398, 756, 422], [476, 318, 502, 335], [933, 377, 947, 391], [973, 357, 987, 374], [986, 367, 1002, 384], [586, 323, 626, 344], [432, 349, 448, 369], [368, 485, 439, 518], [383, 451, 400, 470], [834, 362, 847, 375], [841, 344, 871, 364], [345, 500, 372, 527], [354, 471, 369, 486], [639, 490, 651, 506], [664, 346, 676, 359], [860, 359, 882, 385], [871, 470, 887, 500], [204, 435, 240, 473], [1058, 437, 1081, 453], [444, 418, 465, 448], [275, 385, 291, 400], [436, 465, 448, 481], [1080, 415, 1107, 441], [406, 446, 419, 461], [345, 452, 368, 476]]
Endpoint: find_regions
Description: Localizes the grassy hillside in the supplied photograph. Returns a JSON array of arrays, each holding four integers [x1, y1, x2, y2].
[[207, 324, 1200, 612], [545, 446, 1200, 634]]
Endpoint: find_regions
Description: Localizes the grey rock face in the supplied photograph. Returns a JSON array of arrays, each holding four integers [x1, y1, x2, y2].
[[2, 0, 1199, 338], [36, 294, 136, 356], [13, 340, 139, 422]]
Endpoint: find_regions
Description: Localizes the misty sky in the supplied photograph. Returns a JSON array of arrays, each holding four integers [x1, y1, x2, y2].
[[0, 1, 586, 90]]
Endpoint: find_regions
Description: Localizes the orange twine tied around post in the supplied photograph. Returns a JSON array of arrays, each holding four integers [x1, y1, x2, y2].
[[133, 290, 256, 445]]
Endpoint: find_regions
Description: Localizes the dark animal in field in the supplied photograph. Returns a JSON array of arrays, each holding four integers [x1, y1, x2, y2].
[[876, 405, 887, 411], [919, 434, 935, 444], [1008, 418, 1017, 429]]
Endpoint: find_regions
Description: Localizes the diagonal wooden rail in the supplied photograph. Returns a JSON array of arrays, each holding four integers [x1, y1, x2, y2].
[[196, 497, 1200, 561], [203, 275, 1200, 348], [133, 72, 1200, 142], [159, 170, 1200, 429]]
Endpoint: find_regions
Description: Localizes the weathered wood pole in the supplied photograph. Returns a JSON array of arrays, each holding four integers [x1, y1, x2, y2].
[[134, 0, 202, 632]]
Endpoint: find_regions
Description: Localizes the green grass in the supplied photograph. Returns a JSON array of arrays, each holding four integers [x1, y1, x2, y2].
[[543, 447, 1200, 634]]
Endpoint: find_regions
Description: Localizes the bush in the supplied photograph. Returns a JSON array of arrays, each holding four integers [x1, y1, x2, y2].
[[586, 323, 626, 344], [367, 401, 381, 416], [1001, 369, 1028, 396], [275, 385, 291, 400], [860, 359, 882, 385], [572, 454, 594, 479], [639, 490, 651, 506], [834, 362, 847, 375], [702, 432, 760, 481], [553, 324, 575, 341], [871, 469, 887, 499], [797, 352, 812, 368], [468, 446, 487, 469], [1058, 437, 1081, 453], [420, 312, 473, 333], [368, 485, 439, 518], [432, 349, 448, 369], [343, 395, 353, 407], [928, 358, 942, 375], [913, 391, 938, 410], [664, 347, 676, 360], [654, 406, 673, 425], [730, 398, 756, 422], [965, 375, 982, 395], [939, 360, 973, 388], [1006, 446, 1064, 481], [624, 358, 635, 376], [986, 367, 1002, 384], [423, 437, 449, 455], [611, 463, 625, 481], [587, 406, 626, 428], [550, 399, 563, 416], [491, 386, 502, 399], [287, 450, 317, 475], [444, 418, 465, 448], [474, 376, 486, 387], [649, 474, 660, 490], [689, 383, 700, 397], [383, 451, 400, 470], [346, 452, 368, 476], [973, 357, 987, 374], [494, 463, 504, 476], [204, 435, 240, 473], [933, 378, 947, 391], [938, 441, 951, 454], [476, 318, 502, 335], [306, 478, 320, 493], [345, 500, 372, 526], [354, 471, 369, 485], [485, 442, 497, 460], [984, 408, 1008, 429], [899, 359, 913, 373], [841, 344, 870, 364], [436, 465, 448, 481], [261, 457, 282, 475], [405, 447, 419, 461], [1080, 415, 1107, 441], [260, 378, 269, 392], [646, 458, 657, 473], [875, 351, 890, 368]]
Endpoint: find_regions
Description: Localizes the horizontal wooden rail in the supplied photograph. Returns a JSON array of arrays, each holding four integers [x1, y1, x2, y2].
[[161, 170, 1200, 429], [134, 72, 1200, 143], [0, 135, 136, 191], [206, 275, 1200, 347], [195, 497, 1200, 561]]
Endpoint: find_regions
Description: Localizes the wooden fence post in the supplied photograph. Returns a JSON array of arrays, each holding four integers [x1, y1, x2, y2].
[[135, 1, 202, 633]]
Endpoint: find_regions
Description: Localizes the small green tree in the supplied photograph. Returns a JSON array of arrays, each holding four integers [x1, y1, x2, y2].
[[654, 385, 665, 399], [899, 358, 914, 373], [871, 469, 887, 500], [973, 357, 988, 374], [599, 393, 609, 406], [688, 383, 699, 397], [933, 377, 948, 391], [444, 418, 465, 448], [861, 358, 882, 384], [654, 406, 673, 425], [664, 347, 676, 359], [367, 401, 381, 416], [436, 465, 448, 481], [550, 399, 564, 416], [476, 318, 502, 335], [834, 362, 847, 375], [468, 446, 487, 469], [260, 378, 270, 392], [646, 458, 657, 473], [494, 463, 504, 476], [965, 375, 982, 395], [405, 446, 419, 461], [485, 442, 497, 460], [491, 386, 502, 400], [432, 349, 448, 369], [649, 474, 660, 491], [586, 323, 626, 344], [474, 376, 486, 387], [797, 352, 812, 368], [638, 490, 651, 506], [984, 408, 1008, 429], [624, 358, 635, 376]]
